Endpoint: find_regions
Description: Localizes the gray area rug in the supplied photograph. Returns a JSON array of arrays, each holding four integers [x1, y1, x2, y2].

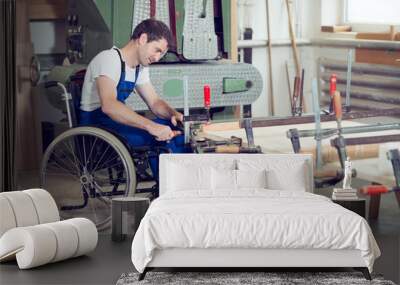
[[116, 271, 396, 285]]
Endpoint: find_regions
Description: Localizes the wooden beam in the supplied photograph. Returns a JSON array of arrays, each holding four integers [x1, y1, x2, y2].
[[230, 0, 238, 63], [321, 25, 352, 33], [29, 0, 67, 20], [202, 121, 240, 132], [355, 28, 400, 67]]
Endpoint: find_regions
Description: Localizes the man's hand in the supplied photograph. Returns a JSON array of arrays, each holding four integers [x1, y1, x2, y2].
[[147, 123, 181, 141], [170, 112, 184, 127]]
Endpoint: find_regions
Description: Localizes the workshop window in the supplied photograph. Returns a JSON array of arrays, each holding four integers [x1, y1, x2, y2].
[[344, 0, 400, 24]]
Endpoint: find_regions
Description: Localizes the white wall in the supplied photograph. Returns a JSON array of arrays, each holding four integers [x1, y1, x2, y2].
[[238, 0, 322, 118]]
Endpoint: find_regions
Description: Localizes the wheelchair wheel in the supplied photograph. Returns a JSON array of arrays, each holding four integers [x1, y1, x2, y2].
[[41, 127, 136, 230]]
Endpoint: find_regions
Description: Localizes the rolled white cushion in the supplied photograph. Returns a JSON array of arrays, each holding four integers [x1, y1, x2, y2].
[[23, 189, 59, 223], [64, 218, 98, 257], [0, 192, 39, 227], [0, 196, 17, 237], [0, 226, 57, 269], [0, 218, 97, 269], [42, 221, 79, 262]]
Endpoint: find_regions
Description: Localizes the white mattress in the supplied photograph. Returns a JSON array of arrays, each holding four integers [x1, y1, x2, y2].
[[131, 190, 380, 273]]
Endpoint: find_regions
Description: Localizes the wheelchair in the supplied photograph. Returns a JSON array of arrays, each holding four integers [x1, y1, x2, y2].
[[40, 71, 169, 230]]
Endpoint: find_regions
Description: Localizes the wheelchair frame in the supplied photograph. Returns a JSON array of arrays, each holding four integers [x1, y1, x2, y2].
[[41, 73, 168, 229]]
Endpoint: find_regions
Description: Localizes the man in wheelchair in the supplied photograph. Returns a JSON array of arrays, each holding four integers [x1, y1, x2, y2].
[[79, 19, 190, 181]]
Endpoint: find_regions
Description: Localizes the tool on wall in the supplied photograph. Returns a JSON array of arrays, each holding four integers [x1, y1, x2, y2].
[[285, 0, 305, 116], [322, 52, 353, 115], [332, 90, 347, 169], [327, 74, 337, 114]]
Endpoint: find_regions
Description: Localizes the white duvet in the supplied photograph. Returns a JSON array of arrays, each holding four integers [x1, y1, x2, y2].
[[131, 190, 380, 273]]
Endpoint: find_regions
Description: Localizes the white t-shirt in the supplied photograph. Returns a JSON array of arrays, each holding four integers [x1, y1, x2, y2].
[[80, 47, 150, 111]]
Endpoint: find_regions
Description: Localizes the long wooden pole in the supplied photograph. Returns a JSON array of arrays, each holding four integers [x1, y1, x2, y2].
[[285, 0, 307, 113], [285, 0, 301, 77], [266, 0, 274, 116]]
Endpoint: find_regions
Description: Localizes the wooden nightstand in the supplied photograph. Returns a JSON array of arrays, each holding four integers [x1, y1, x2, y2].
[[332, 198, 366, 218]]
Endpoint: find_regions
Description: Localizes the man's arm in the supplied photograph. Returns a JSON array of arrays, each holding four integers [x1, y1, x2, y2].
[[136, 82, 183, 125], [97, 76, 177, 141]]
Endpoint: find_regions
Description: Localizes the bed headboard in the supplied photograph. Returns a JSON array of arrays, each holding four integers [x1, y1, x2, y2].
[[159, 153, 314, 196]]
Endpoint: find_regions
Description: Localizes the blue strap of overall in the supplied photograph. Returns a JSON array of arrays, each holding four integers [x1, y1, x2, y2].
[[114, 48, 140, 103]]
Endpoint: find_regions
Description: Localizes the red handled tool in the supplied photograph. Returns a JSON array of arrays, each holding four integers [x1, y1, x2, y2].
[[360, 184, 400, 219], [203, 84, 211, 109], [203, 84, 211, 120], [181, 84, 211, 125], [333, 91, 342, 121], [360, 185, 400, 195], [329, 74, 337, 113], [333, 90, 343, 134]]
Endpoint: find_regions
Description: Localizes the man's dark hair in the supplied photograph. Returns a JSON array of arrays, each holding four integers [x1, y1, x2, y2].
[[131, 19, 174, 48]]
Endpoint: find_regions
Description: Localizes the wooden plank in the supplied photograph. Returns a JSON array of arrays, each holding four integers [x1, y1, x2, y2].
[[355, 32, 400, 67], [300, 144, 378, 163], [321, 25, 352, 33], [355, 49, 400, 67], [202, 121, 240, 132], [356, 32, 400, 41], [29, 0, 67, 20]]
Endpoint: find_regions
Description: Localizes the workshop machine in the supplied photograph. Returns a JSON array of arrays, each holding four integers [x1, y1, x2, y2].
[[45, 0, 262, 114]]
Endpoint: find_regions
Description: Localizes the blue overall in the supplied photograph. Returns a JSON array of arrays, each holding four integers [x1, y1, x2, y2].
[[79, 48, 189, 179]]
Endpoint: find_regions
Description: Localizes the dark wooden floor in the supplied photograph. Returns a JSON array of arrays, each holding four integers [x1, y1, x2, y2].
[[0, 235, 133, 285]]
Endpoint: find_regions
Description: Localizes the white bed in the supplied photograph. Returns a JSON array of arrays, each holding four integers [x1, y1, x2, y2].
[[131, 154, 380, 280]]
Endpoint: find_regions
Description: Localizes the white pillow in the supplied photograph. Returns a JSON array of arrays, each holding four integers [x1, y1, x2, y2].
[[237, 158, 308, 191], [167, 162, 212, 191], [266, 167, 307, 191], [236, 169, 267, 189], [211, 168, 237, 190]]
